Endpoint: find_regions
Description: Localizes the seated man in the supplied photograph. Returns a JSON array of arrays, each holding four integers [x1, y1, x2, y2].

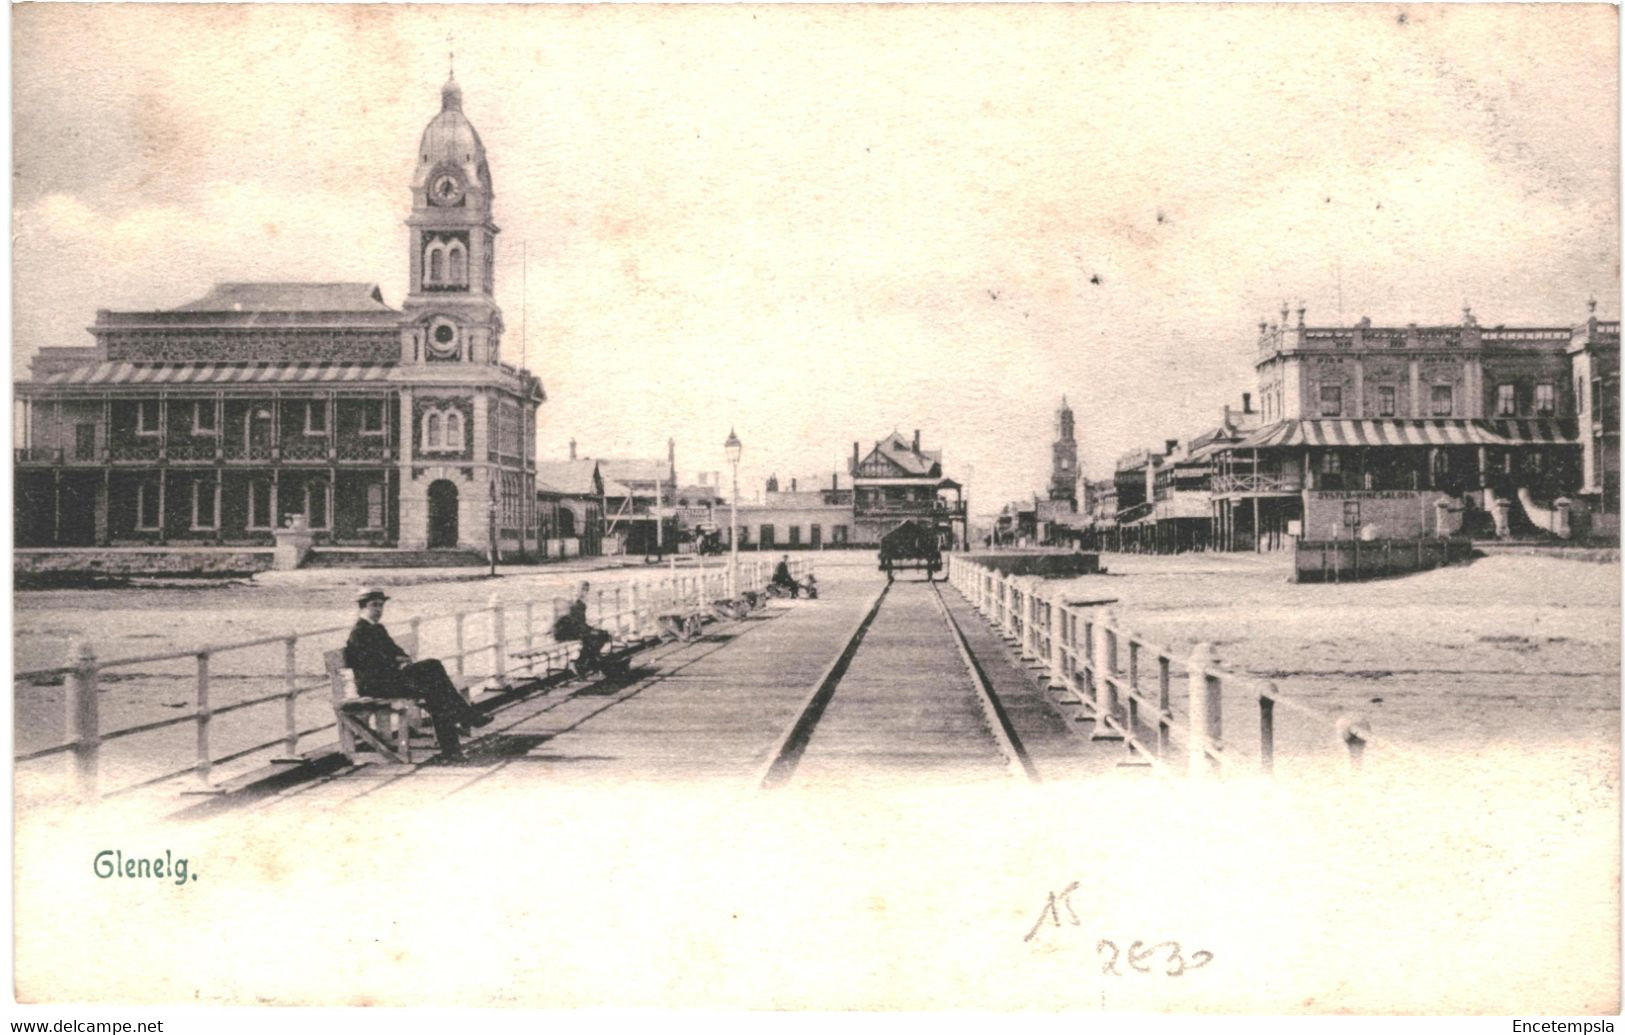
[[771, 554, 801, 599], [345, 589, 491, 763], [555, 580, 613, 674], [800, 572, 818, 600]]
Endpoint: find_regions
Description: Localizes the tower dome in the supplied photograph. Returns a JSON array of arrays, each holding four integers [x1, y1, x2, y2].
[[413, 75, 492, 197]]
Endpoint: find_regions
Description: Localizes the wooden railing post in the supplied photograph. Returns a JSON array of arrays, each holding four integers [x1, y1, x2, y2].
[[1187, 642, 1221, 776], [1023, 586, 1038, 660], [66, 640, 100, 802], [489, 594, 508, 687], [1091, 608, 1122, 741], [1048, 596, 1066, 688], [1157, 654, 1173, 760], [615, 587, 625, 636], [1336, 714, 1371, 771], [1258, 681, 1277, 775], [453, 612, 466, 679], [524, 601, 536, 653], [283, 633, 300, 757]]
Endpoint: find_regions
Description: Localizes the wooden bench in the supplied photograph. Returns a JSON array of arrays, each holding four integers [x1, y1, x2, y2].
[[511, 634, 658, 682], [657, 609, 706, 643], [322, 632, 472, 765], [510, 641, 579, 680], [594, 636, 660, 680]]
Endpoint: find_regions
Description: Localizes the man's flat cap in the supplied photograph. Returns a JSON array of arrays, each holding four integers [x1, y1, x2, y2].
[[357, 589, 390, 605]]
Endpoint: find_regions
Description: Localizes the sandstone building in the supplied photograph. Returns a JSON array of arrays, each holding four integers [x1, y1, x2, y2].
[[14, 77, 544, 557]]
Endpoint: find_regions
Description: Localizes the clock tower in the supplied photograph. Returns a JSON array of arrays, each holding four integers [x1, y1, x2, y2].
[[1048, 396, 1078, 504], [401, 74, 502, 366]]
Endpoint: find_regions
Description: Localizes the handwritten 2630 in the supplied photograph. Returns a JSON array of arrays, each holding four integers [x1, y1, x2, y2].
[[1024, 881, 1213, 977]]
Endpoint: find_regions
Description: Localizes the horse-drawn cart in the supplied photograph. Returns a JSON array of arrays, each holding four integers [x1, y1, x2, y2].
[[878, 520, 944, 582]]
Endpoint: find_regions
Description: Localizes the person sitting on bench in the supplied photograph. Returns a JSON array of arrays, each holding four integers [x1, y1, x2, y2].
[[800, 572, 818, 599], [345, 589, 491, 763], [555, 580, 613, 674], [771, 555, 802, 599]]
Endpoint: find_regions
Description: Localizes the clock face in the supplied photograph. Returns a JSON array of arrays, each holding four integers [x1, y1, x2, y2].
[[430, 173, 464, 206], [427, 319, 460, 359]]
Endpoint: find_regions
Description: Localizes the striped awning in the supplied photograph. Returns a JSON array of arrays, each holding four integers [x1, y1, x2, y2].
[[29, 362, 395, 388], [1230, 419, 1578, 450]]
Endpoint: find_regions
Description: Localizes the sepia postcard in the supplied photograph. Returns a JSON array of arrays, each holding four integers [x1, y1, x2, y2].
[[7, 3, 1620, 1028]]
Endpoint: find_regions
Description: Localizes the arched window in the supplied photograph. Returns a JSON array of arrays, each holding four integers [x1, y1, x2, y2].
[[427, 245, 444, 284], [425, 412, 443, 450], [447, 243, 467, 285], [444, 410, 464, 448]]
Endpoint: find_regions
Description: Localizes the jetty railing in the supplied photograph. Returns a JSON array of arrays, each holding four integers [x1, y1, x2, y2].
[[16, 558, 807, 802], [946, 555, 1371, 776]]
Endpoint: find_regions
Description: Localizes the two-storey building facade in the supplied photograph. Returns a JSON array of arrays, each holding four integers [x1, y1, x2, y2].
[[14, 77, 543, 558], [1215, 305, 1594, 549]]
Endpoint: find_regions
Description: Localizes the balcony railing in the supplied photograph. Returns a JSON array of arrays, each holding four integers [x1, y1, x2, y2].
[[854, 501, 967, 518], [107, 441, 162, 462], [14, 447, 63, 465], [1212, 471, 1303, 495], [280, 439, 329, 463], [166, 440, 220, 463], [223, 439, 276, 462], [335, 438, 392, 462]]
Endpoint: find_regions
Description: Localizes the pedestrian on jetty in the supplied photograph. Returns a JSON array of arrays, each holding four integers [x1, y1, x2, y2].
[[345, 589, 491, 763], [555, 580, 612, 674], [771, 555, 802, 599]]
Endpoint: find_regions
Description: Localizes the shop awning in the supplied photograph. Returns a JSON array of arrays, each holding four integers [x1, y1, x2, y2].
[[1228, 419, 1578, 450]]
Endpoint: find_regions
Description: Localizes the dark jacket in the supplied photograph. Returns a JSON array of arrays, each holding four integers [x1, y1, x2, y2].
[[345, 618, 410, 697], [772, 562, 795, 586]]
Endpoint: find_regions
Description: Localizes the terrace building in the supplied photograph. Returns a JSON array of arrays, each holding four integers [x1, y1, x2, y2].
[[13, 77, 544, 558]]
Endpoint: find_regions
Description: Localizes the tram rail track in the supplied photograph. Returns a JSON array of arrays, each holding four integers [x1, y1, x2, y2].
[[758, 578, 1039, 788]]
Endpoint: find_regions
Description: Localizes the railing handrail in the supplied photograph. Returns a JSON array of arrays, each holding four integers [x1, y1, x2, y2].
[[944, 555, 1373, 776]]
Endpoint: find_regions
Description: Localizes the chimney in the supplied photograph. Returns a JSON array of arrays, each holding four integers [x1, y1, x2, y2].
[[791, 478, 797, 493], [569, 438, 577, 460], [832, 472, 838, 492], [1165, 439, 1179, 456], [1242, 392, 1253, 414], [852, 441, 859, 472], [913, 429, 921, 453]]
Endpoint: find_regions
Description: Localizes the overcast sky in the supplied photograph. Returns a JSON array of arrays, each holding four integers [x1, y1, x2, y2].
[[12, 4, 1618, 514]]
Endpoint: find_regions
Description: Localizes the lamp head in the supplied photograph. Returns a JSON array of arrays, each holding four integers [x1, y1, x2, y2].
[[724, 428, 742, 466]]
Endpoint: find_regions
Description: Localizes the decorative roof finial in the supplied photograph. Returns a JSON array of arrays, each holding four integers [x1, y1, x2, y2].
[[1588, 296, 1598, 315], [448, 31, 456, 80]]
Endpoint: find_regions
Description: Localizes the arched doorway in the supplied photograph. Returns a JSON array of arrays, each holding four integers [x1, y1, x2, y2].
[[428, 480, 459, 549]]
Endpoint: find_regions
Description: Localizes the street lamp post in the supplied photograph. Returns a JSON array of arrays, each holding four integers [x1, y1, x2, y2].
[[725, 428, 742, 597]]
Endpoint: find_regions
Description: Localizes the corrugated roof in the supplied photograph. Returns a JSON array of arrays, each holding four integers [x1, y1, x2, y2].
[[173, 283, 395, 313], [596, 458, 670, 484], [535, 460, 601, 497]]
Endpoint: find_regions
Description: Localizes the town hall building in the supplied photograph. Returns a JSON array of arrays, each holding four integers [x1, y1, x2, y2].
[[15, 76, 544, 558]]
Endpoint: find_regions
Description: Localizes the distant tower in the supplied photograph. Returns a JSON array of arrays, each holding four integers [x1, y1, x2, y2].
[[1048, 396, 1078, 505]]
